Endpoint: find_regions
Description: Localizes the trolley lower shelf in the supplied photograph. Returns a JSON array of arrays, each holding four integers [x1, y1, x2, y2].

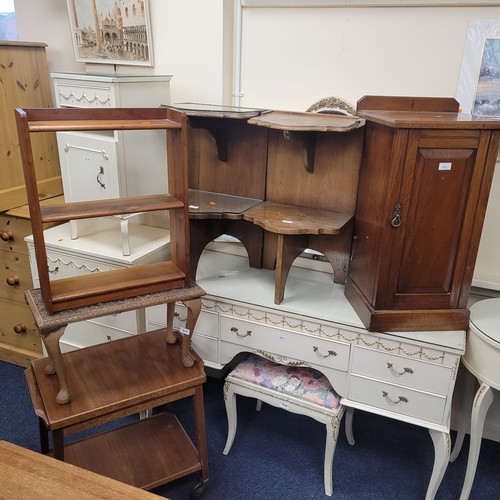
[[65, 412, 201, 490]]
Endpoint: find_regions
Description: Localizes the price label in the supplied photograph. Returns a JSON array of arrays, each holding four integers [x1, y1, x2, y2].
[[438, 162, 452, 171]]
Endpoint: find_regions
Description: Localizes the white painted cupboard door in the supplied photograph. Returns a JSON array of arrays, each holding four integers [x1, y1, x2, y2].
[[57, 131, 120, 202]]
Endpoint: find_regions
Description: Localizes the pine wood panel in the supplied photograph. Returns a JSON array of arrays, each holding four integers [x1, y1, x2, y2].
[[0, 298, 41, 352], [0, 42, 62, 211]]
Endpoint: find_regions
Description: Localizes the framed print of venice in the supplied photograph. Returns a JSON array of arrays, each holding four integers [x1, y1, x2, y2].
[[473, 37, 500, 117], [66, 0, 154, 66]]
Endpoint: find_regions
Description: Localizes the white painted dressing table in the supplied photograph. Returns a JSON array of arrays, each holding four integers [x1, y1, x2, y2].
[[147, 249, 466, 499]]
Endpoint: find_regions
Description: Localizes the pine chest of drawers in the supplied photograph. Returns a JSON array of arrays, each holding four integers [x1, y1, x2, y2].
[[0, 200, 63, 366]]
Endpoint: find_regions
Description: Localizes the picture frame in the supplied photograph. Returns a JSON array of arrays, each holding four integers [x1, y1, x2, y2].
[[456, 19, 500, 116], [65, 0, 154, 67]]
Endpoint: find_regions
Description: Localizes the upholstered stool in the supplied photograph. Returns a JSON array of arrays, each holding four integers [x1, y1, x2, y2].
[[223, 354, 354, 496], [450, 298, 500, 499]]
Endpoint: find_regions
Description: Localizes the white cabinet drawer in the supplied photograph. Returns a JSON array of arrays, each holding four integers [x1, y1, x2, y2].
[[30, 254, 121, 281], [190, 334, 218, 365], [220, 315, 350, 371], [59, 320, 134, 349], [146, 303, 219, 364], [348, 375, 447, 424], [351, 346, 452, 396], [147, 302, 218, 339], [54, 82, 114, 108]]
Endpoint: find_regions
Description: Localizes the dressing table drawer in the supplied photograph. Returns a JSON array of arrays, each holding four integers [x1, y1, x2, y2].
[[220, 315, 350, 371], [146, 302, 219, 365], [351, 346, 452, 396], [348, 374, 447, 424], [57, 320, 134, 349]]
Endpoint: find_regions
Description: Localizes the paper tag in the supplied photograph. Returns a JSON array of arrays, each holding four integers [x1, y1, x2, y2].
[[282, 219, 293, 224], [189, 205, 199, 209], [438, 162, 452, 171], [179, 327, 190, 336]]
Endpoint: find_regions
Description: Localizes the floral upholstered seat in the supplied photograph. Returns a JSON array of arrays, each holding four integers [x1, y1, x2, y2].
[[228, 354, 341, 410]]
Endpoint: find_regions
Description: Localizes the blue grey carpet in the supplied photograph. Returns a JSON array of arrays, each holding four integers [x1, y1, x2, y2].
[[1, 360, 499, 499]]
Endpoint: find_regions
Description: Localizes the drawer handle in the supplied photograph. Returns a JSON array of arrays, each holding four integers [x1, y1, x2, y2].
[[174, 312, 187, 322], [230, 326, 252, 338], [382, 391, 409, 405], [48, 266, 60, 275], [387, 362, 414, 376], [6, 275, 20, 286], [313, 346, 337, 358], [14, 323, 27, 334], [96, 166, 106, 189], [1, 230, 14, 241]]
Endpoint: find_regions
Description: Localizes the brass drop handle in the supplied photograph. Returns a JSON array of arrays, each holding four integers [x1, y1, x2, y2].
[[14, 323, 26, 334], [1, 230, 14, 241], [6, 275, 20, 286], [387, 362, 414, 376], [313, 346, 337, 358], [391, 203, 402, 228], [382, 391, 408, 405], [230, 326, 252, 338]]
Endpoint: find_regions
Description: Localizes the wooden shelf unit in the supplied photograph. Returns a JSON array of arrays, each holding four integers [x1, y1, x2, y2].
[[15, 107, 191, 314], [166, 104, 365, 304]]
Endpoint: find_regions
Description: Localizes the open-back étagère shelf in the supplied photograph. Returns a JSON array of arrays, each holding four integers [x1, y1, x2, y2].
[[16, 107, 191, 314], [165, 104, 366, 304]]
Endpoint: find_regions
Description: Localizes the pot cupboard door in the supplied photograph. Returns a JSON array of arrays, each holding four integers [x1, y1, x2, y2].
[[383, 130, 487, 310]]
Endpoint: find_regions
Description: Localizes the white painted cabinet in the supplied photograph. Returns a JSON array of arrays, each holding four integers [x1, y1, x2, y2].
[[51, 72, 172, 202]]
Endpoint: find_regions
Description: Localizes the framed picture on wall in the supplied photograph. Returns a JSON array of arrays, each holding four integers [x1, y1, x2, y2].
[[66, 0, 154, 66], [456, 19, 500, 116]]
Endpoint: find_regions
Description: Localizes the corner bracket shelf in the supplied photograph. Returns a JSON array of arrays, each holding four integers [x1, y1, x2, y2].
[[248, 110, 365, 172]]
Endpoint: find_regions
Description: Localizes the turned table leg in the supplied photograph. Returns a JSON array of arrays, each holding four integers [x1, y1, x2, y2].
[[166, 302, 177, 345], [41, 325, 71, 405], [192, 384, 209, 495]]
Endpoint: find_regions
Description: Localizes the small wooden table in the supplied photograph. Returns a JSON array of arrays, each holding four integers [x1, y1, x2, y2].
[[25, 328, 209, 497], [0, 440, 162, 499], [25, 284, 205, 404]]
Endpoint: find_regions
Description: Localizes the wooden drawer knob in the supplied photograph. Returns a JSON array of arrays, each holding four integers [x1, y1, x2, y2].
[[14, 323, 27, 334], [1, 230, 14, 241], [6, 275, 20, 286]]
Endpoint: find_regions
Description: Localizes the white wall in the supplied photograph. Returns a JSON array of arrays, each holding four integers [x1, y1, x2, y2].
[[14, 1, 500, 109], [238, 5, 500, 110], [14, 0, 226, 105]]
